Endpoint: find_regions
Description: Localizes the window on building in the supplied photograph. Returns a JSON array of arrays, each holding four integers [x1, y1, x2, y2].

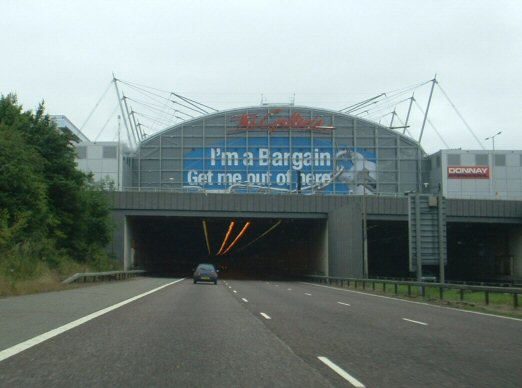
[[76, 146, 87, 159], [447, 154, 461, 165], [103, 146, 117, 159], [495, 154, 506, 166], [475, 154, 488, 165], [436, 155, 441, 167]]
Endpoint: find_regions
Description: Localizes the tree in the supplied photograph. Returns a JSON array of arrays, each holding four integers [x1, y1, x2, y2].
[[0, 94, 113, 270]]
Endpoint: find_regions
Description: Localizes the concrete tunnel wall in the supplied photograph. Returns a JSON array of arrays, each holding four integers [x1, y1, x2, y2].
[[107, 192, 522, 280]]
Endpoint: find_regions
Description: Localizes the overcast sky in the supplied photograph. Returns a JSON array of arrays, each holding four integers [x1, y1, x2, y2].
[[2, 0, 521, 153]]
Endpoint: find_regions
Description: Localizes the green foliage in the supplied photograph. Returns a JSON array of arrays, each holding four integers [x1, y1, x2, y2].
[[0, 93, 115, 281]]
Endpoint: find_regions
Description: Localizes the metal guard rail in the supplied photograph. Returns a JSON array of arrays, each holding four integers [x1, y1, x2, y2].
[[304, 275, 521, 308], [62, 270, 146, 284]]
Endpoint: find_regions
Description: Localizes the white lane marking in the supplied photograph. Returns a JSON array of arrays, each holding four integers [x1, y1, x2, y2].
[[318, 356, 365, 387], [0, 278, 186, 363], [402, 318, 428, 326], [305, 293, 312, 296], [288, 288, 292, 291], [242, 298, 248, 303], [337, 302, 351, 306], [275, 285, 279, 287], [303, 282, 522, 322], [228, 286, 232, 289], [260, 312, 271, 320], [233, 290, 237, 293]]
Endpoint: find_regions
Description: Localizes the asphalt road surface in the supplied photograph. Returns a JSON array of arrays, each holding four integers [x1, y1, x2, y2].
[[1, 277, 521, 387]]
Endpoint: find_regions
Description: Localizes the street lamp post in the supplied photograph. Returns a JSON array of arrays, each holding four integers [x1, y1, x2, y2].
[[485, 131, 502, 153], [485, 131, 502, 199]]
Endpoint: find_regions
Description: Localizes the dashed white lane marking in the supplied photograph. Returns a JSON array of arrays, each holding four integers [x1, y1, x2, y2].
[[305, 293, 312, 296], [260, 313, 271, 320], [0, 278, 186, 363], [233, 290, 237, 293], [303, 282, 522, 322], [318, 356, 365, 387], [242, 298, 248, 303], [337, 302, 351, 306], [402, 318, 428, 326], [287, 288, 292, 291], [228, 286, 232, 289]]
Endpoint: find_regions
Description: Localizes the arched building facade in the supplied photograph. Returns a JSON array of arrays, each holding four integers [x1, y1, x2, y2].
[[127, 105, 424, 196]]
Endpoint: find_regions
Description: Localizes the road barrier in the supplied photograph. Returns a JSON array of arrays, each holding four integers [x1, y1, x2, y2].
[[305, 275, 521, 308], [62, 270, 146, 284]]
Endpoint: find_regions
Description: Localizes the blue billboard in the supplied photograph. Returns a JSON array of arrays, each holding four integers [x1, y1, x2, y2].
[[183, 137, 376, 194]]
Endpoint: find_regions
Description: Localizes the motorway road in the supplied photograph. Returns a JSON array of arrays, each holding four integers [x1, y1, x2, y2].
[[0, 277, 521, 387]]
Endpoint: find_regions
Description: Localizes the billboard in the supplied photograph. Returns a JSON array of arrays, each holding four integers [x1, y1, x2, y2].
[[183, 137, 376, 194]]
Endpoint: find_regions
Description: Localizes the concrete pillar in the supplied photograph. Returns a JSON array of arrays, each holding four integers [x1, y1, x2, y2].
[[328, 202, 363, 278], [509, 226, 522, 280]]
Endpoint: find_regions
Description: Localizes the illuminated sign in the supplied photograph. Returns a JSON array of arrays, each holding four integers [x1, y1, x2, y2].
[[183, 137, 376, 194], [231, 108, 333, 132], [447, 166, 490, 179]]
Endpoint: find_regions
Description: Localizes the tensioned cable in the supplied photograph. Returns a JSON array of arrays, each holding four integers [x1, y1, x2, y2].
[[236, 220, 282, 252], [202, 221, 212, 256], [221, 222, 251, 255], [118, 78, 218, 113], [414, 100, 450, 148], [216, 221, 236, 256], [436, 82, 485, 150], [94, 103, 120, 142], [80, 81, 113, 131]]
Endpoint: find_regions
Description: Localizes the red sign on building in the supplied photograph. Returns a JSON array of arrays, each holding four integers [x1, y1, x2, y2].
[[232, 108, 334, 132], [447, 166, 490, 179]]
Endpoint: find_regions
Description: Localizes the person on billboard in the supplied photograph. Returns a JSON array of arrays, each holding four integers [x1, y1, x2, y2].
[[335, 148, 376, 194]]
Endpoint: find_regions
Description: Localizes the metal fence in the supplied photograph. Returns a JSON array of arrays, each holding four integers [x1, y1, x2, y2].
[[62, 270, 146, 284], [305, 275, 521, 308]]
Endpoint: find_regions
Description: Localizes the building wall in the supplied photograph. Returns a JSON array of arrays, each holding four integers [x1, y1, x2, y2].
[[427, 150, 522, 200], [76, 142, 125, 188]]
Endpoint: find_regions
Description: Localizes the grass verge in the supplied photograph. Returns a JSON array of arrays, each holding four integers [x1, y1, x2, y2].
[[325, 281, 522, 319]]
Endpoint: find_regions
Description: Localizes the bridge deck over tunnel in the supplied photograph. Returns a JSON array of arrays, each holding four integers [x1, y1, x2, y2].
[[110, 192, 522, 281]]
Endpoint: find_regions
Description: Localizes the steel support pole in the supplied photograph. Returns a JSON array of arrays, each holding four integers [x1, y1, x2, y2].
[[438, 194, 445, 283], [415, 194, 422, 281]]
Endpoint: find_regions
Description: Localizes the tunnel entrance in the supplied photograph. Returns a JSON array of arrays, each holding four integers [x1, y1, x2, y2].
[[366, 220, 521, 282], [127, 216, 327, 278], [368, 220, 410, 278]]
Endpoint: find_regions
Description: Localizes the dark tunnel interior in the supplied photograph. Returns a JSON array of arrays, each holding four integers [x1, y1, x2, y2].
[[128, 216, 511, 282], [129, 216, 327, 278]]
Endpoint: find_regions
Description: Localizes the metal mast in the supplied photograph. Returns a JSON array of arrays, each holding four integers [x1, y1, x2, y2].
[[418, 75, 437, 143], [113, 74, 134, 148]]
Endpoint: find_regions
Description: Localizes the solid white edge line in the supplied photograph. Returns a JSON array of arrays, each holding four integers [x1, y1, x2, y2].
[[337, 302, 351, 306], [402, 318, 428, 326], [0, 278, 185, 363], [302, 282, 522, 322], [260, 312, 271, 320], [242, 298, 248, 303], [318, 356, 365, 387]]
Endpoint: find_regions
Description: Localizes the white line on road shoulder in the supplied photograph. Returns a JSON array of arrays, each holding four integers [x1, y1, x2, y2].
[[337, 302, 351, 306], [242, 298, 248, 303], [0, 278, 186, 363], [260, 312, 271, 320], [402, 318, 428, 326], [318, 356, 365, 387], [303, 282, 522, 322], [305, 293, 312, 296]]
